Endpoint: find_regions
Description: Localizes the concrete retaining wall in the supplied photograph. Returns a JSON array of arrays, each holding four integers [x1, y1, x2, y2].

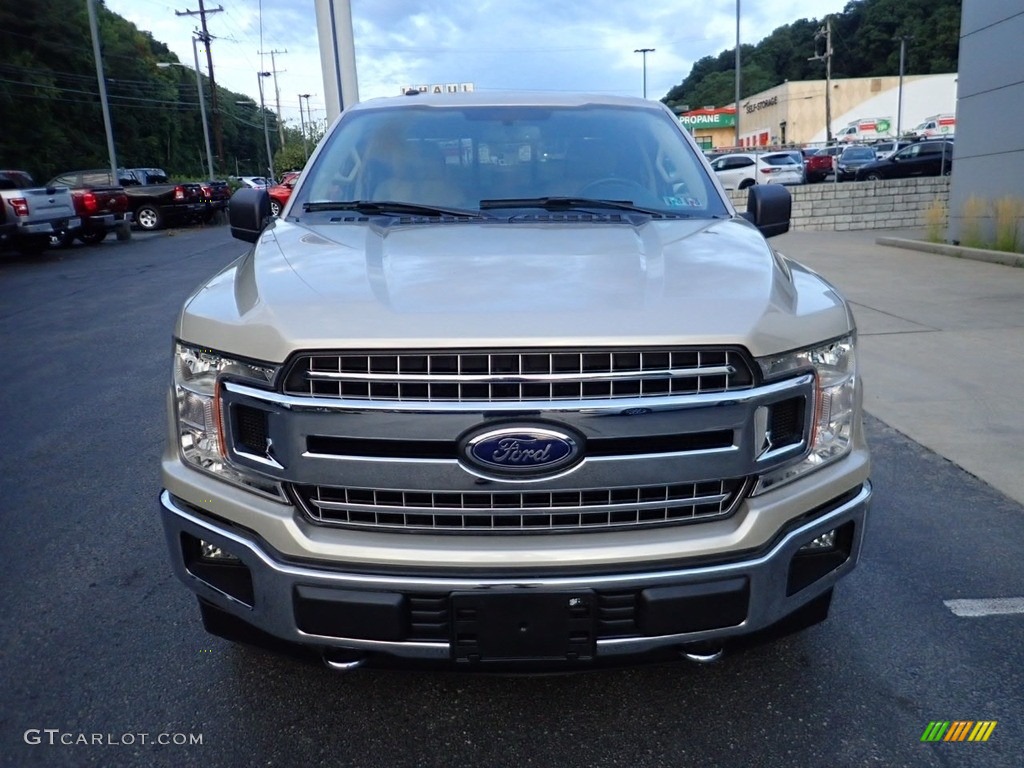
[[727, 177, 950, 231]]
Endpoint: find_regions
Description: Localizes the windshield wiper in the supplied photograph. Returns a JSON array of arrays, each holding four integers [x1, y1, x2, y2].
[[302, 200, 484, 218], [479, 196, 691, 217]]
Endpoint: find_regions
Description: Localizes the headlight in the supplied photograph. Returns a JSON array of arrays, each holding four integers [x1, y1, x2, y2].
[[173, 342, 283, 498], [752, 335, 858, 494]]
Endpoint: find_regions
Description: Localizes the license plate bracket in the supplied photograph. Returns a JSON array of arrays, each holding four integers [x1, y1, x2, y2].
[[450, 590, 595, 664]]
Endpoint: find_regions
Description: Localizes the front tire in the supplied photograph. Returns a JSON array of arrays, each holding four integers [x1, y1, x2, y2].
[[18, 235, 50, 255], [79, 230, 108, 246], [49, 229, 76, 248], [269, 199, 281, 217], [865, 172, 883, 181], [135, 205, 162, 231]]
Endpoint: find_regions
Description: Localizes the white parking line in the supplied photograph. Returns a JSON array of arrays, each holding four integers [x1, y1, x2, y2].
[[943, 598, 1024, 617]]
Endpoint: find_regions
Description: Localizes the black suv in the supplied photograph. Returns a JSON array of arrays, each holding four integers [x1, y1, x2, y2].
[[854, 140, 953, 181]]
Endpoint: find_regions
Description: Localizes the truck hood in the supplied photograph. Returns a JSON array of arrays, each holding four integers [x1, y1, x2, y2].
[[180, 216, 853, 363]]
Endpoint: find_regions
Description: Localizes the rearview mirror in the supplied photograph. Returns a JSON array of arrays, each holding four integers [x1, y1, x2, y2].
[[740, 184, 791, 238], [229, 187, 272, 243]]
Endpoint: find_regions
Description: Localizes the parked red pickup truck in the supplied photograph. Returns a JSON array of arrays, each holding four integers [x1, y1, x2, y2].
[[804, 146, 844, 183], [47, 170, 130, 246]]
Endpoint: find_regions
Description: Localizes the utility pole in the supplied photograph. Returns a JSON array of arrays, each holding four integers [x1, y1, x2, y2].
[[262, 48, 287, 148], [176, 1, 224, 168], [735, 0, 741, 147], [87, 0, 132, 240], [894, 35, 913, 140], [257, 72, 274, 180], [298, 93, 311, 160], [86, 0, 117, 183], [633, 48, 654, 99], [810, 17, 834, 143]]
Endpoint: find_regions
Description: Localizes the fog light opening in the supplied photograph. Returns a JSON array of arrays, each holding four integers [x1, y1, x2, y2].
[[800, 528, 837, 552], [181, 533, 255, 606], [200, 539, 241, 562], [787, 522, 855, 596]]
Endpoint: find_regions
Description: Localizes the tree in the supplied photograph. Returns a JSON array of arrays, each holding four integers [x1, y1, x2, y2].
[[660, 0, 961, 109], [0, 0, 292, 182]]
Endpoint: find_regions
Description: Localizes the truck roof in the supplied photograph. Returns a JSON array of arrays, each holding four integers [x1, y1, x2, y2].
[[349, 90, 668, 113]]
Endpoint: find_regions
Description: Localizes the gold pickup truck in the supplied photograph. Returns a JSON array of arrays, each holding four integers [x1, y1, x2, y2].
[[159, 92, 871, 671]]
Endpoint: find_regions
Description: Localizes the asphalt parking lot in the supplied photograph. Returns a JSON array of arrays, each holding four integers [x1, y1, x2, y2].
[[1, 225, 1022, 767]]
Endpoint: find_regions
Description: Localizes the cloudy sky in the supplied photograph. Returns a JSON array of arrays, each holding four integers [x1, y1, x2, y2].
[[102, 0, 849, 131]]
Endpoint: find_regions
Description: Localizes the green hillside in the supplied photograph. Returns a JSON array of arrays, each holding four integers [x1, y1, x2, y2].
[[0, 0, 286, 182], [663, 0, 961, 111]]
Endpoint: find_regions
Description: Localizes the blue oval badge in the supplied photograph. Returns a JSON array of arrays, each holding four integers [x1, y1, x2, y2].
[[464, 427, 580, 477]]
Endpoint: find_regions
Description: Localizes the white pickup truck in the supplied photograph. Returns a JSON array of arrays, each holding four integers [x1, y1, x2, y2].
[[0, 170, 79, 255], [161, 92, 871, 671]]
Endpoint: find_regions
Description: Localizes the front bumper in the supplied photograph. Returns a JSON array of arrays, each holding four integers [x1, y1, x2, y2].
[[159, 481, 870, 666]]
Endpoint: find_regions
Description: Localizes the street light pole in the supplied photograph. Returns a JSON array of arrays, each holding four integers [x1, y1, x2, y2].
[[298, 93, 311, 161], [735, 0, 741, 147], [158, 44, 214, 180], [634, 48, 654, 99], [894, 35, 913, 140], [257, 71, 274, 181]]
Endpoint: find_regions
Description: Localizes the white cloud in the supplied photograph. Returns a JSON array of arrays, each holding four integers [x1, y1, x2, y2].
[[102, 0, 850, 130]]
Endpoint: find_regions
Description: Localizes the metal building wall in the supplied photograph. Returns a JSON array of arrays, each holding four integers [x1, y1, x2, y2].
[[948, 1, 1024, 243]]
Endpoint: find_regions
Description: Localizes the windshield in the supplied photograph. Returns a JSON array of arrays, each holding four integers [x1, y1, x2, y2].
[[762, 154, 799, 166], [842, 148, 875, 160], [292, 103, 728, 218]]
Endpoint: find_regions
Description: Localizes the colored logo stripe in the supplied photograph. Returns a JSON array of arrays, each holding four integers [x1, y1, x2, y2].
[[945, 721, 973, 741], [921, 721, 996, 742], [921, 722, 949, 742], [968, 721, 998, 742]]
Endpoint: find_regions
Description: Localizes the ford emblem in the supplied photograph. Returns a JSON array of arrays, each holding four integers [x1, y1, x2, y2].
[[463, 426, 581, 477]]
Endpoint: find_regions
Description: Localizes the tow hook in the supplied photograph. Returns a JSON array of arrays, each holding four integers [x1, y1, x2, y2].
[[680, 644, 725, 664], [323, 650, 367, 671]]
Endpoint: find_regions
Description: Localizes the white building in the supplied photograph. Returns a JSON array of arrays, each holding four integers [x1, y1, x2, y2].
[[716, 73, 958, 148]]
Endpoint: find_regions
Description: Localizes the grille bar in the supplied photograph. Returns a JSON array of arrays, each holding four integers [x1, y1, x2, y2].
[[284, 347, 755, 402], [291, 479, 747, 534], [303, 365, 736, 384], [306, 491, 731, 516]]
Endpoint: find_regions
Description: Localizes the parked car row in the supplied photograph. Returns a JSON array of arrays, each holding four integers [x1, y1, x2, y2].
[[0, 167, 242, 256], [805, 139, 954, 183], [707, 133, 954, 190]]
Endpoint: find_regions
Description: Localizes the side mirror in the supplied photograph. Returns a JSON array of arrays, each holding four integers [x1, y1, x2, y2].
[[229, 187, 272, 243], [740, 184, 791, 238]]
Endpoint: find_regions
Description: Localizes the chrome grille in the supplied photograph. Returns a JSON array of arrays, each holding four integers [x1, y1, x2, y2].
[[291, 479, 748, 533], [282, 347, 755, 402]]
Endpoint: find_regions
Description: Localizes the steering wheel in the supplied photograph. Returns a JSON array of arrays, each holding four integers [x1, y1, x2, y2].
[[578, 177, 651, 201]]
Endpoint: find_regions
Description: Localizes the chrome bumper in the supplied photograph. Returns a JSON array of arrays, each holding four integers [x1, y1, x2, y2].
[[160, 481, 871, 662]]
